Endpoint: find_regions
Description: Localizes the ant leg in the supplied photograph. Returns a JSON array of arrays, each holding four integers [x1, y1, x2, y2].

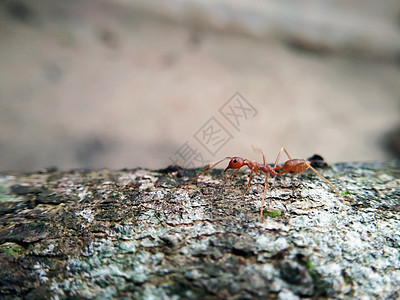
[[303, 162, 353, 202], [260, 173, 270, 222], [185, 157, 231, 188], [273, 147, 293, 168], [252, 146, 266, 165], [228, 168, 241, 179], [241, 168, 255, 199]]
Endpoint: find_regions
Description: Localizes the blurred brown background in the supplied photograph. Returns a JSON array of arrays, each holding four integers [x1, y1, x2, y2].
[[0, 0, 399, 171]]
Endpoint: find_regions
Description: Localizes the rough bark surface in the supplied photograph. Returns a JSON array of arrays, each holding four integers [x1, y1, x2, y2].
[[0, 161, 399, 299]]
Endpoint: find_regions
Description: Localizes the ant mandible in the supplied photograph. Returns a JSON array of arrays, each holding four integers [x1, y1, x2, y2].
[[185, 147, 352, 221]]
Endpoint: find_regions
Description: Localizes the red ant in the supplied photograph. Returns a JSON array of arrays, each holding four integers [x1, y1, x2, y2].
[[185, 147, 352, 221]]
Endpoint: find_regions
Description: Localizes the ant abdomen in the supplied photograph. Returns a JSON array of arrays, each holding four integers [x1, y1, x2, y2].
[[282, 159, 308, 174]]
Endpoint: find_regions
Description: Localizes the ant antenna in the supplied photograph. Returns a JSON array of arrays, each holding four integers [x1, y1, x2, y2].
[[185, 157, 232, 188]]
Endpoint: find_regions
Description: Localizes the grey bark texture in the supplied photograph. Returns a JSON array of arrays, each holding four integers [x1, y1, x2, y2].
[[0, 161, 399, 299]]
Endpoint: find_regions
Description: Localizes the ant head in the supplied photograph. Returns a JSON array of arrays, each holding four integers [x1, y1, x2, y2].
[[224, 157, 245, 171]]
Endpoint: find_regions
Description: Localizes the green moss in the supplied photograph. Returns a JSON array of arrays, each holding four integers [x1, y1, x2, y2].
[[263, 210, 282, 218], [0, 243, 23, 257], [299, 257, 332, 297], [303, 260, 314, 270], [341, 190, 357, 196]]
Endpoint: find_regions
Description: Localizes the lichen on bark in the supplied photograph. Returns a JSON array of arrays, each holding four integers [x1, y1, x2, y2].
[[0, 161, 399, 299]]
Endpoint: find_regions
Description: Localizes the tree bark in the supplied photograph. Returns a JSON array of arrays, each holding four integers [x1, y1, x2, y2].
[[0, 161, 399, 299]]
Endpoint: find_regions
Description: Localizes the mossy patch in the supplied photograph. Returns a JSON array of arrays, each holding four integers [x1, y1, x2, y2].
[[0, 243, 23, 257], [263, 210, 282, 218], [341, 190, 357, 196]]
